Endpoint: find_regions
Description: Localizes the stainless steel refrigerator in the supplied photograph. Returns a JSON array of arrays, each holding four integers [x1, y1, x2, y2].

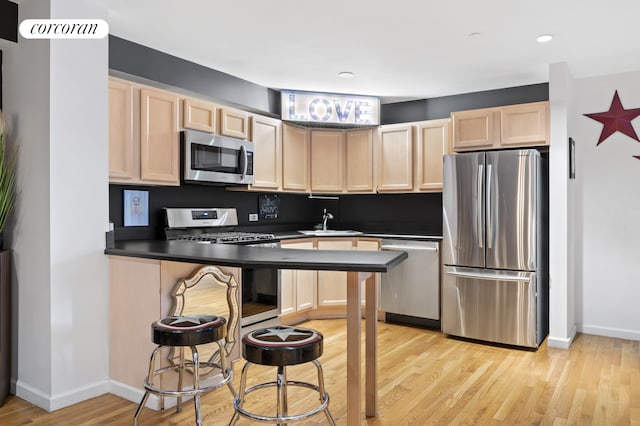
[[442, 149, 548, 348]]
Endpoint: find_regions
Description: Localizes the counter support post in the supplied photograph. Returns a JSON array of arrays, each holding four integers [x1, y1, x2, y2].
[[365, 272, 377, 417], [346, 271, 362, 425], [346, 271, 376, 425]]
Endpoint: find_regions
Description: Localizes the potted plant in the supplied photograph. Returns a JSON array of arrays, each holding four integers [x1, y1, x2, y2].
[[0, 114, 17, 250], [0, 112, 16, 407]]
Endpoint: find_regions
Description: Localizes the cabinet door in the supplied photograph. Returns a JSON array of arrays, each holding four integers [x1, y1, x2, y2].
[[109, 257, 160, 389], [281, 240, 316, 315], [182, 97, 216, 133], [219, 107, 248, 139], [355, 238, 380, 305], [500, 102, 549, 147], [451, 108, 499, 151], [282, 124, 310, 192], [377, 124, 414, 192], [140, 88, 180, 185], [108, 78, 136, 181], [250, 115, 282, 190], [415, 119, 450, 191], [345, 129, 375, 192], [317, 239, 354, 307], [310, 130, 344, 192], [280, 269, 296, 316]]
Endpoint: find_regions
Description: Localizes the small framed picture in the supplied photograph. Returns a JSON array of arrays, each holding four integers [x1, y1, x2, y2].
[[123, 190, 149, 227]]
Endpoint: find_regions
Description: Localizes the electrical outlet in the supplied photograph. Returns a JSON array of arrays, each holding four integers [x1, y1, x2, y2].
[[248, 213, 258, 222]]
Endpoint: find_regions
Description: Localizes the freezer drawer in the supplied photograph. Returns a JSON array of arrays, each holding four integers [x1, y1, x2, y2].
[[442, 266, 538, 348], [380, 240, 440, 320]]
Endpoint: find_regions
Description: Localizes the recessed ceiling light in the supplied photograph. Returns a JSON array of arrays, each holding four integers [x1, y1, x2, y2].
[[338, 71, 354, 78], [536, 34, 553, 43]]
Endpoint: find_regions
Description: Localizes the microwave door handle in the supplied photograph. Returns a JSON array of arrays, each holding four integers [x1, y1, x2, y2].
[[239, 145, 248, 176]]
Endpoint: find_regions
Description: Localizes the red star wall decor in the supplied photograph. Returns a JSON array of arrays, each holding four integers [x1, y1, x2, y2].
[[583, 90, 640, 160]]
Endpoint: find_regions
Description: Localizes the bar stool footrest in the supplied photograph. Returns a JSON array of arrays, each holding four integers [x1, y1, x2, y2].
[[233, 380, 330, 423], [144, 363, 233, 398]]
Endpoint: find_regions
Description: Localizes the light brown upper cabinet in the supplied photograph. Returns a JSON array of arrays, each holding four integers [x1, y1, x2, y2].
[[451, 101, 549, 151], [345, 129, 375, 192], [219, 107, 248, 139], [282, 123, 310, 192], [310, 130, 345, 193], [249, 115, 282, 191], [377, 123, 414, 192], [414, 119, 451, 191], [182, 97, 216, 133], [108, 78, 136, 181], [500, 102, 549, 147], [109, 77, 180, 186], [139, 88, 180, 184]]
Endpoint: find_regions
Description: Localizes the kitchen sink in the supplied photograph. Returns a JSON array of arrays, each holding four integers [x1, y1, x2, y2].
[[298, 230, 363, 236]]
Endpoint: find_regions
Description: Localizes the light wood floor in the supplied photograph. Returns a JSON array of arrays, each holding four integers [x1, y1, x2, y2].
[[1, 319, 639, 425]]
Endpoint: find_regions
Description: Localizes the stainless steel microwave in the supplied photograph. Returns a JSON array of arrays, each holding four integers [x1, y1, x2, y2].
[[181, 129, 254, 185]]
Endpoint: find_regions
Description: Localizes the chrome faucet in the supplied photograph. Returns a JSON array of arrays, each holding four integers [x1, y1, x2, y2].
[[322, 209, 334, 231]]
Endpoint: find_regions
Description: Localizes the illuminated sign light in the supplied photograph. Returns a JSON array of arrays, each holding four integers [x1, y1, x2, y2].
[[281, 90, 380, 126]]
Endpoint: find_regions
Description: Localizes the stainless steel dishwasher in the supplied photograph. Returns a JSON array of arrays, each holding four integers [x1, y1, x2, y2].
[[380, 239, 440, 326]]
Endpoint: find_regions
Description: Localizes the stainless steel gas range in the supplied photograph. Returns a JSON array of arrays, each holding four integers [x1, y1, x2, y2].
[[164, 207, 281, 331]]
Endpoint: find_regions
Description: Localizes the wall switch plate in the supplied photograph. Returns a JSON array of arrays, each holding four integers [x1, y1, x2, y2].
[[249, 213, 258, 222]]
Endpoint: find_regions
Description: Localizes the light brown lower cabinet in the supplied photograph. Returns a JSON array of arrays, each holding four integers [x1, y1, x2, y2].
[[280, 237, 381, 325], [280, 240, 316, 317]]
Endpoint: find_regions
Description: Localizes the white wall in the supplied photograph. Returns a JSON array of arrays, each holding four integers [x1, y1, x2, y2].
[[572, 70, 640, 340], [547, 62, 577, 348], [3, 0, 109, 411], [3, 0, 53, 400]]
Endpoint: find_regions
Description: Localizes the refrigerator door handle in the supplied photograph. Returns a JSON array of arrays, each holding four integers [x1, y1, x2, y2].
[[477, 164, 484, 249], [446, 269, 532, 282], [486, 164, 493, 249]]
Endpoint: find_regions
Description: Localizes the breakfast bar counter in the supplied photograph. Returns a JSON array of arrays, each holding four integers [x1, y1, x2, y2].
[[106, 240, 408, 424]]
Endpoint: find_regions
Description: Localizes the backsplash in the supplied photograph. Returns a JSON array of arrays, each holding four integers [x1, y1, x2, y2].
[[109, 184, 443, 240]]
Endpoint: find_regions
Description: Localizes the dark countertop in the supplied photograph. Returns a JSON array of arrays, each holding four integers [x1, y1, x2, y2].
[[105, 240, 408, 272], [273, 231, 442, 242]]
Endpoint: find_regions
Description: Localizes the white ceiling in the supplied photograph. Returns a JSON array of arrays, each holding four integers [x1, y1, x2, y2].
[[98, 0, 640, 103]]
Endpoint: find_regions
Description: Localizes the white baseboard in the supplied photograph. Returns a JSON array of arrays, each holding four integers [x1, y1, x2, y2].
[[547, 324, 577, 349], [108, 380, 169, 411], [15, 379, 110, 412], [578, 324, 640, 341]]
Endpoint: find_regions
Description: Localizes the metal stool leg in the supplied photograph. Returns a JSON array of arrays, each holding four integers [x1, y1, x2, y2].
[[191, 346, 203, 426], [276, 365, 287, 426], [176, 346, 185, 413], [133, 391, 150, 426], [230, 361, 252, 425], [134, 346, 162, 424], [313, 360, 336, 425], [218, 340, 237, 398]]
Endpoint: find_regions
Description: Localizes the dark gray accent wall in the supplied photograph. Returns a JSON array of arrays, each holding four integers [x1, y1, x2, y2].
[[381, 83, 549, 124], [0, 1, 18, 43], [109, 35, 547, 124], [109, 35, 281, 116]]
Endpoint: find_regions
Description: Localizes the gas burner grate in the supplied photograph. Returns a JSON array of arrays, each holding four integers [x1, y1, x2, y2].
[[175, 231, 275, 244]]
